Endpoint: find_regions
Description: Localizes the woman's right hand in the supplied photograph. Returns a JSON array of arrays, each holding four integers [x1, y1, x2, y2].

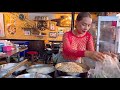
[[85, 51, 105, 61], [102, 51, 117, 59]]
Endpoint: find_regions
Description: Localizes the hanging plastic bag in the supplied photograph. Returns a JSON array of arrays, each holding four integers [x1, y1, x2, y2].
[[88, 54, 120, 78]]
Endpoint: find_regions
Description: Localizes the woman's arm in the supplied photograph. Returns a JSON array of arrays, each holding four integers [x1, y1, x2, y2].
[[85, 34, 105, 61], [84, 51, 105, 61], [63, 32, 105, 61]]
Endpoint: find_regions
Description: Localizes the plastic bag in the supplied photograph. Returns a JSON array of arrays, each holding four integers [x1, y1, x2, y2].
[[88, 54, 120, 78], [81, 57, 96, 69]]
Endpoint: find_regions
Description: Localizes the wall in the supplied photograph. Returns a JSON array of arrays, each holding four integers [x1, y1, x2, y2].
[[0, 13, 70, 42], [28, 13, 55, 20], [0, 12, 97, 44], [1, 12, 44, 40], [0, 12, 72, 44]]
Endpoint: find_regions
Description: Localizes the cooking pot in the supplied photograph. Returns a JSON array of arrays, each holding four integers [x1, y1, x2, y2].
[[16, 73, 52, 78], [26, 64, 56, 78], [55, 62, 90, 78], [0, 63, 28, 77]]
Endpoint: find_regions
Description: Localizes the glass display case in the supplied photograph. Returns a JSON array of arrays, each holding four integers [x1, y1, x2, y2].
[[96, 16, 120, 53]]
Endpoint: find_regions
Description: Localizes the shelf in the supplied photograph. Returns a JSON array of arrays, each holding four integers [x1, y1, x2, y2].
[[22, 28, 34, 30], [33, 20, 49, 21]]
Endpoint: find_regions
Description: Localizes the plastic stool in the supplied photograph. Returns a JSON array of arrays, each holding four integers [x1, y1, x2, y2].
[[27, 51, 38, 63]]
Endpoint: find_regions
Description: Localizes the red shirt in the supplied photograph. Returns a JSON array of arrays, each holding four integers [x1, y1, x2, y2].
[[62, 31, 95, 61]]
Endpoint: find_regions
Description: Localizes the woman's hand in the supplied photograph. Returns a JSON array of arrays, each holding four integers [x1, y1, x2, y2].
[[102, 51, 117, 59], [85, 51, 105, 61]]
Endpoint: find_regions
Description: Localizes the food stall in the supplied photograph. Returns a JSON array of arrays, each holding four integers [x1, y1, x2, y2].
[[1, 12, 120, 78]]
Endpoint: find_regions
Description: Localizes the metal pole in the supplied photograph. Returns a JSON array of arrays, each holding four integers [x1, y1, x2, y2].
[[71, 12, 75, 31]]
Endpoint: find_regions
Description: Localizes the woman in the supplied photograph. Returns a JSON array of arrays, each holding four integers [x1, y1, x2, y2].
[[57, 12, 106, 64]]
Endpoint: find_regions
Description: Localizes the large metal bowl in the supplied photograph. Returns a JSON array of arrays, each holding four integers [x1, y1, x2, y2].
[[0, 63, 28, 77], [16, 73, 52, 78], [0, 69, 15, 78], [26, 65, 56, 78], [28, 64, 53, 69], [0, 63, 27, 71], [56, 76, 80, 78], [27, 65, 55, 74]]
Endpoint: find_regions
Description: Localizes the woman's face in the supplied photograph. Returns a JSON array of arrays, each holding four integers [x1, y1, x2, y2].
[[76, 17, 92, 34]]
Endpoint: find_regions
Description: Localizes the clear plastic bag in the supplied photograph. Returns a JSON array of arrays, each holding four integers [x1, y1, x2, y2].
[[81, 57, 96, 69], [88, 54, 120, 78]]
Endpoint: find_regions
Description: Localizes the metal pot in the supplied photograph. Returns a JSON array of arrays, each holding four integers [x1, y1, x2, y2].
[[55, 62, 90, 78], [16, 73, 52, 78]]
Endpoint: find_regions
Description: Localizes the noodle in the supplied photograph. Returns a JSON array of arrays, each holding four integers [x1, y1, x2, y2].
[[56, 62, 84, 73]]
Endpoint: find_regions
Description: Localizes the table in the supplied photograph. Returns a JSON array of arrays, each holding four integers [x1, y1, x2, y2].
[[0, 48, 28, 63]]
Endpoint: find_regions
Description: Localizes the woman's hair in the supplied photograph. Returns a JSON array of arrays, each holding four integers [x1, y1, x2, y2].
[[76, 12, 92, 21]]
